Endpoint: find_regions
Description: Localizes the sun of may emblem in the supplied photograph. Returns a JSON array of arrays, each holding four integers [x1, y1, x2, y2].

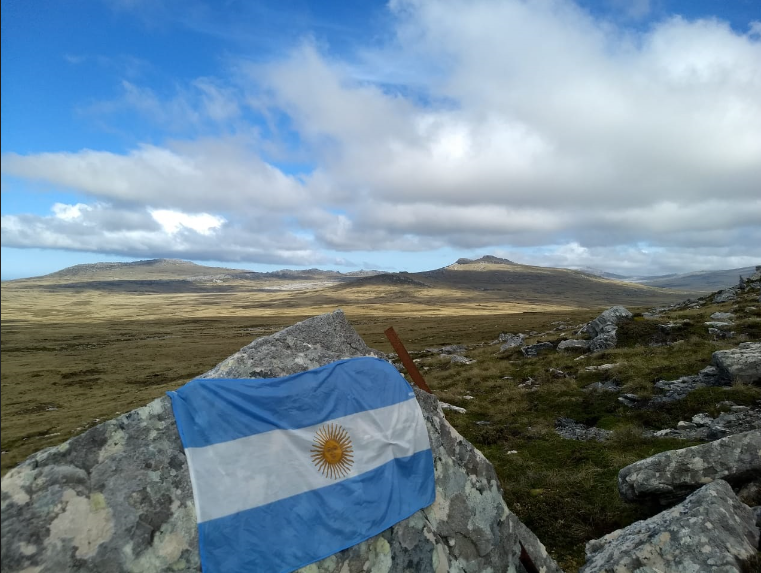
[[311, 423, 354, 479]]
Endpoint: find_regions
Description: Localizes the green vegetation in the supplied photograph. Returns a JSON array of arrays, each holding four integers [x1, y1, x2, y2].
[[1, 266, 759, 572]]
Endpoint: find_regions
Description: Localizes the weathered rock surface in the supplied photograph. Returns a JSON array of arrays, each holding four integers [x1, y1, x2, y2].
[[712, 342, 761, 385], [556, 339, 589, 352], [521, 341, 555, 357], [582, 305, 632, 338], [618, 430, 761, 505], [498, 333, 525, 351], [555, 418, 612, 442], [714, 288, 739, 303], [646, 407, 761, 441], [651, 365, 726, 404], [581, 480, 760, 573], [1, 310, 562, 573]]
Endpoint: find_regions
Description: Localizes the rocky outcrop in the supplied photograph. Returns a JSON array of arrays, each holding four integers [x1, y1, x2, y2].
[[648, 407, 761, 441], [651, 365, 726, 403], [497, 333, 524, 351], [582, 305, 632, 338], [618, 430, 761, 505], [1, 310, 562, 573], [581, 480, 760, 573], [579, 305, 632, 353], [712, 342, 761, 385]]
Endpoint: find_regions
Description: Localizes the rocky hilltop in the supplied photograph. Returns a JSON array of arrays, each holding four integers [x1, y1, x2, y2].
[[1, 311, 562, 573]]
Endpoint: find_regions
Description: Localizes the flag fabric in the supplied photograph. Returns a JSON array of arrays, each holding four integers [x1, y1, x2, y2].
[[168, 356, 435, 573]]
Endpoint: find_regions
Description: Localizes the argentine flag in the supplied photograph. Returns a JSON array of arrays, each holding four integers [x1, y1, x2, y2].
[[168, 356, 435, 573]]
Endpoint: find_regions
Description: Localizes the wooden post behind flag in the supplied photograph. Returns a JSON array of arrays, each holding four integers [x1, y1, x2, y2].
[[383, 327, 432, 394]]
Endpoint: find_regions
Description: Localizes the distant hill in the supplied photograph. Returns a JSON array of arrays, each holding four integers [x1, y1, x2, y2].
[[37, 259, 243, 281], [9, 256, 754, 308], [629, 266, 758, 292], [335, 273, 430, 289], [454, 255, 515, 266], [415, 260, 688, 307], [19, 259, 385, 285]]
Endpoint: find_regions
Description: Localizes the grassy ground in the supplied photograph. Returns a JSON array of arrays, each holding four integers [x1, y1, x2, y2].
[[1, 279, 759, 572]]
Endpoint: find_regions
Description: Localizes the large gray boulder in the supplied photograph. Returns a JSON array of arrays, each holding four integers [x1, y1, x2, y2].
[[582, 305, 632, 338], [587, 325, 618, 352], [712, 342, 761, 385], [1, 310, 561, 573], [580, 480, 760, 573], [618, 430, 761, 505]]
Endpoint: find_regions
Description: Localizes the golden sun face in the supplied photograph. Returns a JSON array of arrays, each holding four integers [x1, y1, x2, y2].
[[311, 423, 354, 480]]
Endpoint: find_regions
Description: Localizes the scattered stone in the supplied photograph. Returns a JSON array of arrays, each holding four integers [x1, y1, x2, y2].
[[447, 354, 476, 365], [705, 321, 732, 328], [497, 333, 525, 351], [582, 381, 621, 393], [676, 421, 696, 429], [555, 418, 612, 442], [658, 319, 691, 333], [548, 368, 566, 378], [581, 480, 760, 573], [712, 342, 761, 385], [518, 377, 537, 389], [711, 312, 735, 321], [708, 326, 735, 339], [0, 310, 562, 573], [584, 363, 619, 372], [462, 395, 474, 400], [618, 430, 761, 505], [521, 342, 555, 357], [440, 402, 467, 414], [440, 344, 466, 354], [556, 339, 589, 352], [692, 412, 713, 426], [475, 420, 492, 426], [651, 366, 726, 403], [714, 289, 738, 303], [505, 450, 518, 455], [618, 393, 643, 407]]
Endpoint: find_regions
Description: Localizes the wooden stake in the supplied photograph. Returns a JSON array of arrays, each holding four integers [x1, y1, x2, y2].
[[383, 327, 432, 394]]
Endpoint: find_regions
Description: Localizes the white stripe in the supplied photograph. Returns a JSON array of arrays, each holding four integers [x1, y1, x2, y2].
[[186, 398, 431, 523]]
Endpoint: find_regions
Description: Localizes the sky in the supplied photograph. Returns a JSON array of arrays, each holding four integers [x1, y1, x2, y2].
[[2, 0, 760, 280]]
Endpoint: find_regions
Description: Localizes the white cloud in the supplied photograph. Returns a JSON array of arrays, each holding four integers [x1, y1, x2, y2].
[[3, 0, 761, 274], [150, 209, 225, 235]]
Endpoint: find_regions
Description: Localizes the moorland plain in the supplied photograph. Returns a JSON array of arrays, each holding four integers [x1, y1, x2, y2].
[[3, 259, 758, 571]]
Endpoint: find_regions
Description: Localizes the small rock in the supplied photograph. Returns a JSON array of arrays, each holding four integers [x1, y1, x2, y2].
[[619, 393, 642, 407], [440, 402, 467, 414], [585, 363, 619, 372], [521, 342, 555, 357], [692, 413, 713, 426], [711, 312, 735, 321], [557, 339, 590, 352]]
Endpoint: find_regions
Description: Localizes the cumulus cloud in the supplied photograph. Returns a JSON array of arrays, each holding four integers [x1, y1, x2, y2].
[[2, 0, 761, 274]]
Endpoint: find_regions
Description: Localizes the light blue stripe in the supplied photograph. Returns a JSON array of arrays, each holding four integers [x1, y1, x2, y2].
[[168, 357, 414, 447], [197, 449, 435, 573]]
